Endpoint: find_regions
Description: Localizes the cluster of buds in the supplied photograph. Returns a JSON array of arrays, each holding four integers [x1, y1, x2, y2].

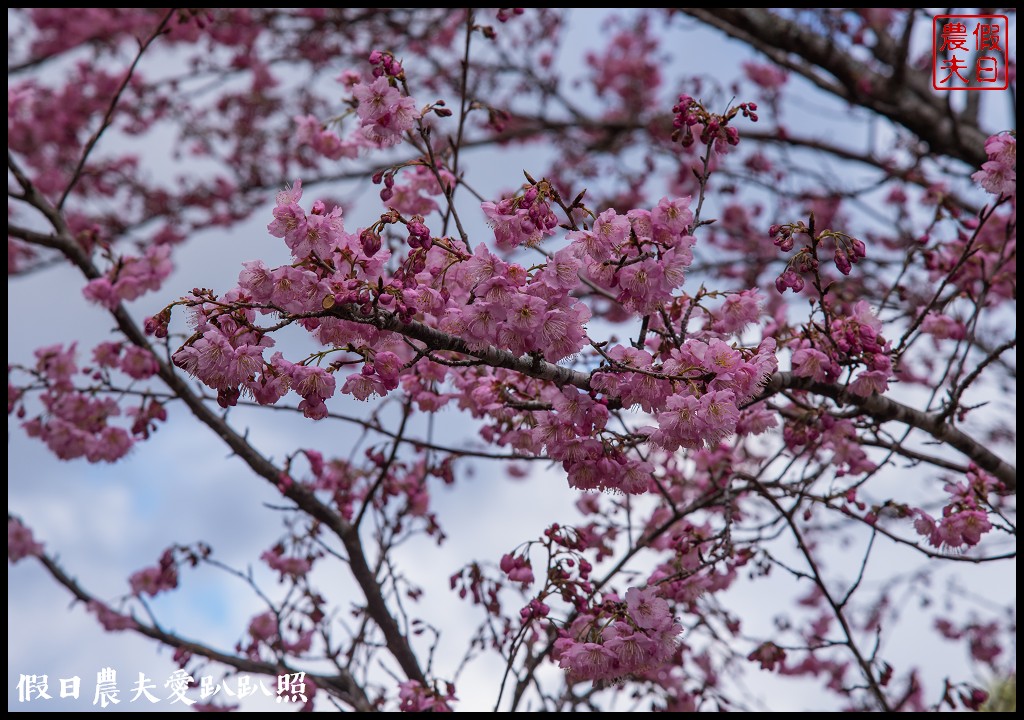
[[497, 8, 526, 23], [671, 95, 758, 150], [770, 219, 866, 293], [769, 220, 808, 252], [481, 177, 561, 249], [372, 168, 398, 203], [368, 49, 404, 79], [821, 230, 866, 275], [357, 209, 438, 261], [144, 307, 172, 338]]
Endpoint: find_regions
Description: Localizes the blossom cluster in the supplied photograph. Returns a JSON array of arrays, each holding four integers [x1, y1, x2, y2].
[[21, 344, 136, 462], [169, 178, 599, 419], [294, 51, 421, 161], [246, 611, 314, 659], [554, 587, 682, 684], [971, 133, 1016, 198], [570, 197, 695, 314], [481, 183, 560, 250], [397, 680, 456, 713], [912, 466, 1000, 550], [129, 548, 179, 597], [8, 518, 44, 563], [671, 95, 757, 152], [83, 245, 173, 309], [770, 221, 866, 293]]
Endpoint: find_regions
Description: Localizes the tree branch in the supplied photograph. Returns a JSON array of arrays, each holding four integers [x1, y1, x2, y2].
[[755, 372, 1016, 491], [679, 9, 988, 167], [10, 154, 429, 691], [58, 10, 175, 211], [29, 546, 373, 712], [324, 303, 593, 392]]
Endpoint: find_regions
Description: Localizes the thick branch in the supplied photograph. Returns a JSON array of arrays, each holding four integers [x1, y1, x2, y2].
[[680, 9, 988, 167], [322, 301, 1016, 490], [757, 372, 1016, 491], [325, 303, 593, 392]]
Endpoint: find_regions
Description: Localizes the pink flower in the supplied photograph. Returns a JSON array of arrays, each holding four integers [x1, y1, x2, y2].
[[35, 343, 77, 389], [920, 313, 967, 341], [92, 341, 122, 368], [555, 590, 681, 685], [129, 565, 178, 597], [22, 388, 135, 464], [655, 393, 703, 451], [119, 346, 159, 379], [742, 61, 789, 93], [791, 347, 834, 383], [8, 518, 44, 563], [696, 390, 739, 445], [536, 245, 583, 291], [914, 508, 993, 549], [941, 510, 992, 547], [971, 133, 1016, 197], [372, 351, 402, 390], [972, 161, 1015, 197], [238, 260, 275, 302], [585, 19, 662, 115], [748, 641, 787, 671], [290, 364, 335, 402], [82, 246, 173, 309], [713, 289, 763, 334], [352, 77, 418, 147], [267, 187, 308, 245], [129, 550, 179, 597], [261, 546, 313, 579], [341, 372, 387, 402], [499, 552, 534, 587], [462, 301, 502, 342], [588, 209, 630, 259], [397, 680, 456, 712], [849, 369, 889, 397], [625, 586, 672, 631], [480, 190, 559, 250], [88, 601, 138, 632], [293, 114, 356, 160], [249, 611, 278, 643], [504, 293, 546, 333], [652, 196, 693, 235], [604, 623, 657, 669], [247, 370, 289, 406], [558, 641, 618, 681], [85, 426, 133, 462], [386, 165, 454, 216], [703, 339, 741, 375], [268, 265, 328, 314]]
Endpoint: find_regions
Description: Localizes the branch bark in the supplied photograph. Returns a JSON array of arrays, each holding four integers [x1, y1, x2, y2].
[[756, 372, 1016, 491], [9, 152, 428, 691], [321, 301, 1017, 491], [679, 9, 989, 167]]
